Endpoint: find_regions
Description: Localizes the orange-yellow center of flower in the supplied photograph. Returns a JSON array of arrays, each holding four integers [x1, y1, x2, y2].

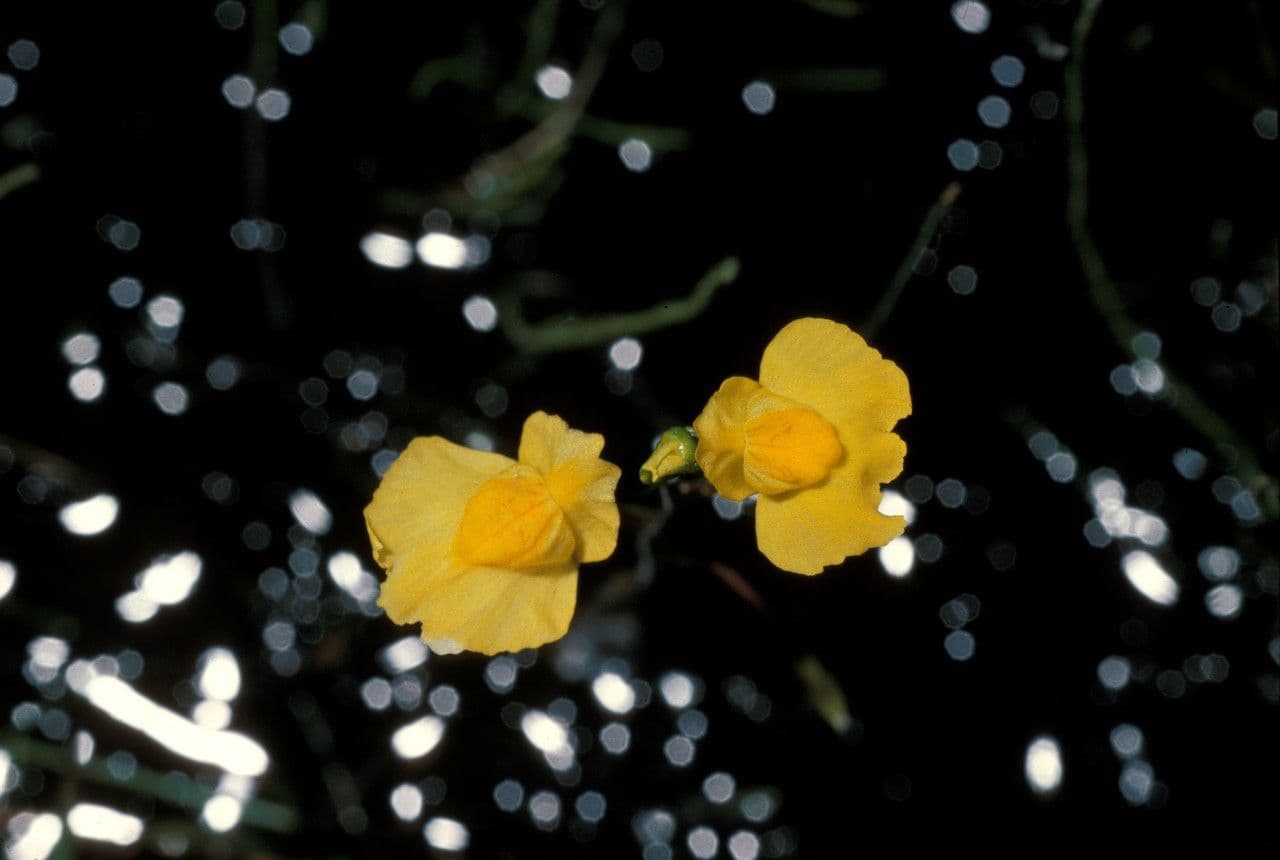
[[452, 465, 577, 569], [743, 405, 843, 495]]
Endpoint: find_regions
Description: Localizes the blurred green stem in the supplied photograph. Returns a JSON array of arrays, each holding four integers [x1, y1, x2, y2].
[[404, 1, 691, 217], [1248, 1, 1277, 81], [457, 1, 624, 199], [793, 0, 864, 17], [768, 67, 886, 92], [497, 257, 739, 353], [862, 182, 961, 339], [296, 0, 328, 40], [513, 102, 692, 151], [408, 33, 491, 100], [511, 0, 561, 87], [0, 163, 39, 200], [0, 596, 79, 638], [633, 486, 673, 586], [1066, 0, 1277, 520], [795, 654, 855, 736], [1, 733, 298, 833], [0, 431, 103, 492], [245, 0, 287, 330]]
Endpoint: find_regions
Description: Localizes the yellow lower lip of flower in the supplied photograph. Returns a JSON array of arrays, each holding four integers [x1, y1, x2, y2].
[[452, 464, 577, 568], [743, 405, 842, 494]]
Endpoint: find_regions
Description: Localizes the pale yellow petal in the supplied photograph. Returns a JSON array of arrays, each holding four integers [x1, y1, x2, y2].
[[754, 432, 907, 574], [517, 411, 601, 473], [558, 459, 622, 563], [384, 551, 578, 655], [365, 436, 511, 617], [378, 540, 454, 627], [758, 318, 911, 436], [517, 411, 621, 564], [692, 376, 760, 501]]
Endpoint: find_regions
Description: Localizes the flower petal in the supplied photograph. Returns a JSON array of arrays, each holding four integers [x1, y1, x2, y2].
[[758, 318, 911, 436], [365, 436, 511, 616], [692, 376, 760, 501], [387, 552, 578, 655], [517, 411, 621, 563], [453, 464, 577, 568], [754, 432, 907, 574], [742, 390, 843, 494]]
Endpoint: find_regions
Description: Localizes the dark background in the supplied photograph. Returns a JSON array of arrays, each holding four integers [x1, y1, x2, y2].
[[1, 0, 1277, 855]]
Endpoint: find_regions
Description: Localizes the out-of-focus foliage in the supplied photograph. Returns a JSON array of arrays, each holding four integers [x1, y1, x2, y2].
[[1, 0, 1276, 855]]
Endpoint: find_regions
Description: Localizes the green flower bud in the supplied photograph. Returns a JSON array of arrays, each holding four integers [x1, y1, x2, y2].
[[638, 426, 699, 485]]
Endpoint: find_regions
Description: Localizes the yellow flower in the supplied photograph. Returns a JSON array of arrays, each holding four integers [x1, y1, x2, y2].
[[364, 411, 621, 655], [693, 317, 911, 574]]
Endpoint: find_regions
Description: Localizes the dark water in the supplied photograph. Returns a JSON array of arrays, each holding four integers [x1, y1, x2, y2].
[[1, 0, 1277, 855]]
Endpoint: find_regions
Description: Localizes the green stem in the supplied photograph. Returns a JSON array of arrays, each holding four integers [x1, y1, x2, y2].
[[511, 103, 691, 151], [512, 0, 561, 87], [793, 0, 865, 18], [1065, 0, 1277, 520], [408, 47, 491, 101], [245, 0, 287, 330], [767, 67, 886, 93], [1, 733, 298, 833], [0, 432, 103, 490], [497, 257, 739, 353], [0, 163, 40, 200], [862, 182, 961, 339], [459, 1, 624, 198]]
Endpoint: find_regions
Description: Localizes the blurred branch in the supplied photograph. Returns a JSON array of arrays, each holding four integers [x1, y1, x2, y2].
[[380, 144, 567, 221], [634, 488, 673, 586], [396, 2, 649, 222], [862, 182, 961, 339], [512, 102, 692, 151], [453, 2, 624, 202], [0, 595, 80, 638], [511, 0, 562, 88], [245, 0, 287, 330], [575, 115, 690, 151], [497, 256, 740, 354], [1, 733, 299, 834], [795, 654, 856, 736], [249, 0, 278, 84], [792, 0, 865, 18], [571, 494, 673, 620], [381, 111, 689, 217], [144, 818, 277, 857], [400, 2, 692, 219], [1266, 239, 1279, 332], [1066, 0, 1277, 520], [767, 67, 886, 93], [1064, 1, 1133, 344], [0, 432, 102, 492], [408, 33, 492, 101], [296, 0, 328, 41], [0, 162, 39, 200], [1248, 1, 1276, 82], [1199, 64, 1274, 114], [708, 562, 768, 614], [1027, 24, 1069, 61]]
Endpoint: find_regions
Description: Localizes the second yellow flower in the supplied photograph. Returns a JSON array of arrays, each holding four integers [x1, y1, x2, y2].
[[693, 317, 912, 574]]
